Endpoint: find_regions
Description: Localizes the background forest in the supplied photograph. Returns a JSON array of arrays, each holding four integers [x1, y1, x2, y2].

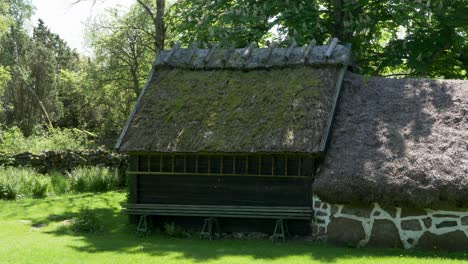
[[0, 0, 467, 151]]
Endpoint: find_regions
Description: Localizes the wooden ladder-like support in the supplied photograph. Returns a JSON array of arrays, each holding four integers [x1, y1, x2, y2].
[[136, 215, 152, 236], [272, 219, 289, 242], [200, 217, 220, 240]]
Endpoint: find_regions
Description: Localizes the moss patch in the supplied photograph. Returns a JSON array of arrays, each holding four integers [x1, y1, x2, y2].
[[121, 66, 339, 153]]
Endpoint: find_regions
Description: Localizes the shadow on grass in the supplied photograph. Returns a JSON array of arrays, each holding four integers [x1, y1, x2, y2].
[[38, 206, 468, 263]]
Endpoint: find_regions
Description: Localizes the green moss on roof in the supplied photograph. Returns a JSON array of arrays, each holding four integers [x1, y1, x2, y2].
[[120, 66, 340, 153]]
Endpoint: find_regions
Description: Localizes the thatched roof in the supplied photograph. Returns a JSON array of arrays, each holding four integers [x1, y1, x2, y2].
[[313, 73, 468, 209], [116, 43, 351, 154]]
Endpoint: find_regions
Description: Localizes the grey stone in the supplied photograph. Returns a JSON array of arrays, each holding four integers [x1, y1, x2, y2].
[[327, 217, 365, 247], [423, 217, 432, 228], [435, 221, 458, 228], [400, 208, 427, 217], [380, 206, 397, 218], [315, 211, 328, 216], [417, 231, 468, 251], [341, 205, 373, 218], [461, 216, 468, 226], [331, 205, 339, 215], [401, 219, 422, 231], [368, 219, 403, 248]]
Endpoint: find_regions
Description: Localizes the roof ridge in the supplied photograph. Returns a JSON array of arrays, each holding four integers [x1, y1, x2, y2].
[[155, 38, 352, 70]]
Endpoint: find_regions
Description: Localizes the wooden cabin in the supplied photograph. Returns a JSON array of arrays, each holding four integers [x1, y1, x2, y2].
[[116, 41, 352, 238]]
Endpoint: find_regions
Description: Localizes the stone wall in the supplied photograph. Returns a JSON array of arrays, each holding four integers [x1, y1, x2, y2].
[[0, 150, 127, 174], [312, 195, 468, 251]]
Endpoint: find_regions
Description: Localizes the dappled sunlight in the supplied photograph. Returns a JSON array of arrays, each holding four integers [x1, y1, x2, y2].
[[1, 192, 467, 263]]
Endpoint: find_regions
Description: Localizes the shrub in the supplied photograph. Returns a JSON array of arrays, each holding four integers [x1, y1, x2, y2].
[[72, 207, 103, 234], [31, 176, 50, 198], [69, 166, 119, 193], [0, 167, 50, 200], [0, 126, 95, 155], [50, 172, 71, 195]]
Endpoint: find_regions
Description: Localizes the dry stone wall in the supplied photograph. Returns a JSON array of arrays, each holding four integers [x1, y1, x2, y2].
[[0, 150, 127, 174], [312, 195, 468, 251]]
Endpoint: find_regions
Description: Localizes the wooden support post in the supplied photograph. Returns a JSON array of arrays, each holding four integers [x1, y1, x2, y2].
[[303, 39, 317, 61], [200, 217, 220, 240], [284, 41, 297, 60], [265, 41, 276, 64], [185, 42, 198, 65], [325, 38, 339, 58], [204, 42, 220, 63], [242, 42, 255, 60], [163, 41, 181, 64], [272, 219, 288, 242]]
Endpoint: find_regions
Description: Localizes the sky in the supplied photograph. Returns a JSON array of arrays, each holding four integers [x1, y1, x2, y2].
[[31, 0, 134, 54]]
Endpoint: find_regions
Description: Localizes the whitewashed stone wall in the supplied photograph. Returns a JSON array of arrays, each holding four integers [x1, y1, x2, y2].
[[312, 195, 468, 250]]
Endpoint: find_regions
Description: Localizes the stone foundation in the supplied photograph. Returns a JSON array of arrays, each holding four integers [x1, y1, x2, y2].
[[312, 195, 468, 251]]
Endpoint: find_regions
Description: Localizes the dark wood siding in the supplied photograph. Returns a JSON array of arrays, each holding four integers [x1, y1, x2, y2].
[[136, 174, 312, 206], [129, 153, 317, 208]]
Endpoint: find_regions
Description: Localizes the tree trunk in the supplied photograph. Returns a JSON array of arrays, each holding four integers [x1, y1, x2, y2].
[[155, 0, 165, 52], [136, 0, 166, 52]]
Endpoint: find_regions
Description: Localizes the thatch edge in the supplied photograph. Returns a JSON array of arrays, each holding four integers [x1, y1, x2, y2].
[[318, 44, 350, 152], [115, 64, 158, 151]]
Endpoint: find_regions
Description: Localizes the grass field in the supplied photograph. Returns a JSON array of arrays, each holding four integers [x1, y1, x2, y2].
[[0, 191, 467, 264]]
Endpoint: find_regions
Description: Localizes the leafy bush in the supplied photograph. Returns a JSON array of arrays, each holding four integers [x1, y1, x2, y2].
[[72, 207, 103, 234], [0, 167, 50, 200], [31, 176, 50, 198], [0, 126, 95, 155], [69, 166, 119, 193], [50, 172, 71, 195]]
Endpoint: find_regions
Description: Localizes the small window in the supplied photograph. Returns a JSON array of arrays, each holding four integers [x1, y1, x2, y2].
[[138, 155, 149, 172], [129, 155, 138, 171], [235, 156, 247, 175], [287, 157, 300, 176], [260, 156, 273, 175], [222, 156, 234, 174], [197, 155, 209, 173], [301, 157, 315, 176], [247, 156, 260, 175], [162, 155, 173, 172], [273, 156, 285, 175], [150, 155, 161, 172], [210, 156, 222, 174], [185, 155, 197, 173], [174, 155, 185, 173]]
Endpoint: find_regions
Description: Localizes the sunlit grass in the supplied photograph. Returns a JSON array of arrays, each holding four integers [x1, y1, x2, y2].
[[0, 191, 466, 264]]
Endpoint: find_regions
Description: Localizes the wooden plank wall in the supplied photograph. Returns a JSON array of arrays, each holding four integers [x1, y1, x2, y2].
[[137, 174, 312, 206]]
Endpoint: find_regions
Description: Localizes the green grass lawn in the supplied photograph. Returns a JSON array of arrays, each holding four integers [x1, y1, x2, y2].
[[0, 192, 466, 264]]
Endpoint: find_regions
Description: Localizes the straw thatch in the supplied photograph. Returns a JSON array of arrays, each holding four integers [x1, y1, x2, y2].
[[313, 73, 468, 209], [118, 67, 341, 153], [116, 43, 352, 154]]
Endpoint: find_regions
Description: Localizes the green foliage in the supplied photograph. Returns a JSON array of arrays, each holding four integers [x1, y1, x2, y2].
[[167, 0, 467, 79], [50, 172, 71, 195], [72, 206, 104, 234], [0, 126, 94, 154], [0, 166, 50, 200], [0, 166, 119, 200], [69, 166, 119, 193], [30, 175, 50, 198]]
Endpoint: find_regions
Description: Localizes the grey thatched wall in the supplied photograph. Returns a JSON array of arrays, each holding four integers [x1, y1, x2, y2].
[[0, 150, 127, 174]]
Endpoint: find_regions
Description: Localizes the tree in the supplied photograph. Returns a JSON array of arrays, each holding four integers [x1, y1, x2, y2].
[[166, 0, 467, 79]]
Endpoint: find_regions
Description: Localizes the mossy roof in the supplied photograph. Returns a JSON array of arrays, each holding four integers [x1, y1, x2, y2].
[[118, 66, 342, 154]]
